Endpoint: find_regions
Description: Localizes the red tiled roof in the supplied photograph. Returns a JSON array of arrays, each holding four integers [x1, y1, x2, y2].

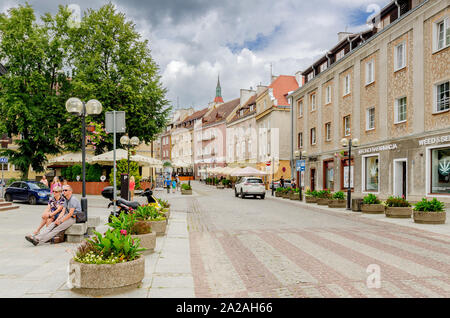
[[228, 94, 257, 124], [268, 75, 298, 106], [203, 98, 240, 126]]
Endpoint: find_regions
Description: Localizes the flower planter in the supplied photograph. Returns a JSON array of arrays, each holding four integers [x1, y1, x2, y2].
[[282, 193, 291, 199], [150, 220, 167, 236], [305, 196, 317, 203], [317, 198, 331, 206], [361, 204, 385, 214], [275, 192, 283, 197], [216, 184, 225, 189], [328, 199, 346, 208], [385, 207, 412, 218], [161, 208, 170, 219], [289, 192, 300, 200], [131, 232, 156, 254], [181, 189, 192, 195], [413, 211, 446, 224], [69, 256, 145, 296]]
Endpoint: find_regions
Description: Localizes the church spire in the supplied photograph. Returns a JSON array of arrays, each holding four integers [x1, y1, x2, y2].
[[214, 73, 224, 104]]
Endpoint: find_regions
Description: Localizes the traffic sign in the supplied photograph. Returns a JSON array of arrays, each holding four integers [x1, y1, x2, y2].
[[0, 157, 8, 164], [266, 161, 271, 166], [296, 160, 306, 172]]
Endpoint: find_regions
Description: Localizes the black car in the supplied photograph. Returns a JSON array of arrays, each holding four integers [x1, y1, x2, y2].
[[4, 181, 51, 205]]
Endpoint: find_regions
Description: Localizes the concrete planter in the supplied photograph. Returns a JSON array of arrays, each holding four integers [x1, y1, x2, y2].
[[289, 192, 300, 200], [317, 198, 331, 206], [385, 207, 412, 218], [216, 184, 225, 189], [305, 196, 317, 203], [181, 189, 192, 195], [150, 220, 167, 236], [69, 256, 145, 296], [413, 211, 446, 224], [328, 199, 346, 208], [282, 193, 291, 199], [275, 192, 283, 197], [361, 204, 385, 214], [161, 208, 170, 219], [131, 232, 156, 254]]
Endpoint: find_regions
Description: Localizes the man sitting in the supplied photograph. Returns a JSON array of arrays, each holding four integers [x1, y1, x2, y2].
[[25, 185, 81, 246]]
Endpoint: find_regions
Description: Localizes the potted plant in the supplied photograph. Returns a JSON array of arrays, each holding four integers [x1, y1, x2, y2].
[[361, 194, 385, 213], [275, 187, 284, 197], [108, 212, 156, 253], [181, 183, 192, 195], [217, 179, 225, 189], [305, 189, 317, 203], [290, 188, 300, 200], [413, 198, 446, 224], [135, 205, 167, 236], [328, 191, 346, 208], [69, 229, 145, 295], [157, 199, 170, 218], [282, 187, 292, 199], [316, 190, 332, 205], [384, 196, 412, 218]]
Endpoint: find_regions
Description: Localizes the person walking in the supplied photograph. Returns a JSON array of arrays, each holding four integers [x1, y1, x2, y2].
[[280, 176, 285, 188], [129, 175, 136, 200], [40, 175, 48, 187]]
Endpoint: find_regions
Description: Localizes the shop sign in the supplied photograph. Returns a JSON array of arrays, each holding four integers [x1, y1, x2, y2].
[[418, 135, 450, 146], [358, 144, 398, 155]]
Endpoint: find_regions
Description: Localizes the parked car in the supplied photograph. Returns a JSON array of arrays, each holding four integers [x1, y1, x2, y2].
[[270, 179, 292, 189], [235, 177, 266, 199], [4, 181, 51, 205]]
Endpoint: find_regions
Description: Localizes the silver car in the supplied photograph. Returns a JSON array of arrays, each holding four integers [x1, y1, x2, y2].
[[234, 177, 266, 199]]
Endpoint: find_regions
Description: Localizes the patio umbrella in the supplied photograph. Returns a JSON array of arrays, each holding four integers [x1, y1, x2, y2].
[[231, 166, 268, 177], [90, 149, 162, 167], [48, 152, 93, 165]]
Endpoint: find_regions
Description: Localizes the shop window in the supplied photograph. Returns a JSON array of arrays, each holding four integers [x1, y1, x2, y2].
[[364, 155, 379, 192], [430, 147, 450, 194], [323, 160, 334, 190]]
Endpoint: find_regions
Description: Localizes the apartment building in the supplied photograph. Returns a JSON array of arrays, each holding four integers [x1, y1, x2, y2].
[[289, 0, 450, 202], [256, 75, 299, 183]]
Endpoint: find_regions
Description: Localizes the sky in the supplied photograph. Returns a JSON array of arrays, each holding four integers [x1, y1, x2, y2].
[[1, 0, 390, 110]]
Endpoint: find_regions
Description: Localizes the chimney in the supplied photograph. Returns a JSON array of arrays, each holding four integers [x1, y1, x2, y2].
[[256, 85, 268, 95], [295, 70, 304, 88], [240, 88, 256, 106], [338, 32, 353, 42]]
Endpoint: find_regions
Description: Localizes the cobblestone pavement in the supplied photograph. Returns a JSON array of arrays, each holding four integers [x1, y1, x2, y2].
[[187, 182, 450, 298]]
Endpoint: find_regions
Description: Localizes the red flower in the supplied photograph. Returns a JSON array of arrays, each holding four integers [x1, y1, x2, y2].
[[120, 230, 127, 235]]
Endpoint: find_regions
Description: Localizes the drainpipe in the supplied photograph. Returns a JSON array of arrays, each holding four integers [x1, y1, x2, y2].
[[326, 52, 331, 67], [347, 35, 359, 52], [394, 1, 401, 18]]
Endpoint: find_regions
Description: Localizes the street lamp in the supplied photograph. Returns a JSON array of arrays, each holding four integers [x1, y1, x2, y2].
[[340, 137, 359, 210], [120, 135, 140, 200], [294, 150, 307, 201], [65, 97, 102, 219]]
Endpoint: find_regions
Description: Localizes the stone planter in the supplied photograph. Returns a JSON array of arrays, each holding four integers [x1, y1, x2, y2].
[[289, 192, 300, 200], [275, 192, 283, 197], [161, 208, 170, 219], [305, 196, 317, 203], [150, 220, 167, 236], [317, 198, 331, 206], [181, 189, 192, 195], [216, 184, 225, 189], [69, 256, 145, 296], [413, 211, 446, 224], [385, 207, 412, 218], [328, 199, 346, 208], [361, 204, 385, 214], [131, 232, 156, 254]]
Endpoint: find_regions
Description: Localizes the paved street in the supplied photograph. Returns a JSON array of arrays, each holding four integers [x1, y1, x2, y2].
[[1, 181, 449, 298]]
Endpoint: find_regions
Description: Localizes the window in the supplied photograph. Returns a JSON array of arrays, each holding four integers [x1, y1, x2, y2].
[[336, 49, 345, 61], [323, 160, 334, 190], [435, 81, 450, 113], [430, 147, 450, 194], [264, 100, 267, 109], [297, 100, 303, 117], [307, 72, 314, 81], [325, 86, 331, 104], [298, 132, 303, 148], [320, 62, 328, 73], [325, 122, 331, 141], [435, 18, 450, 51], [366, 107, 375, 130], [344, 74, 351, 96], [395, 97, 407, 123], [364, 155, 379, 192], [365, 60, 375, 85], [344, 115, 351, 136], [240, 110, 244, 117], [250, 105, 254, 112], [394, 42, 406, 71], [310, 128, 316, 145], [311, 94, 316, 111]]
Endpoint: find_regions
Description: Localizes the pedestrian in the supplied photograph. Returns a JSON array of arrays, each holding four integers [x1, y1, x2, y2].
[[30, 186, 65, 236], [176, 174, 180, 191], [172, 178, 176, 193], [40, 175, 48, 187], [50, 176, 61, 194], [280, 176, 285, 188], [129, 175, 136, 200]]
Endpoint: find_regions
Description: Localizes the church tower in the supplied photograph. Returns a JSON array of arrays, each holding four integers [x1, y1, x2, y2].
[[213, 74, 224, 104]]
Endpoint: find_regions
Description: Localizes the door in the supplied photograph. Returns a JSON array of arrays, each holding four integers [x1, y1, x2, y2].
[[18, 182, 29, 200], [394, 159, 407, 198], [310, 169, 316, 191]]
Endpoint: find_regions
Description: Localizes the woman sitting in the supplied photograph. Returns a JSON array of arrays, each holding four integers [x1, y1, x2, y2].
[[31, 186, 65, 236]]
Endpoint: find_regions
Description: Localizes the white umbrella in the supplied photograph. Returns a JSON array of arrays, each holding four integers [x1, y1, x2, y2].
[[90, 149, 162, 167], [48, 152, 93, 165], [221, 167, 238, 176], [231, 166, 268, 177]]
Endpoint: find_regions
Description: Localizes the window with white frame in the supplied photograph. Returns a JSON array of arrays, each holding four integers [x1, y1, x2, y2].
[[435, 81, 450, 113], [435, 17, 449, 51], [344, 115, 351, 136], [395, 97, 407, 123], [311, 94, 316, 111], [366, 107, 375, 130], [297, 100, 303, 117], [320, 62, 328, 73], [325, 122, 331, 141], [365, 60, 375, 85], [325, 86, 331, 104], [336, 49, 345, 61], [310, 127, 316, 145], [344, 74, 351, 96], [394, 42, 406, 71], [307, 72, 314, 81]]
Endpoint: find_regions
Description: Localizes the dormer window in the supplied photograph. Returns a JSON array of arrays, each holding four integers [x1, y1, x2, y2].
[[307, 72, 314, 82], [320, 62, 328, 73], [240, 110, 244, 117], [336, 49, 345, 61]]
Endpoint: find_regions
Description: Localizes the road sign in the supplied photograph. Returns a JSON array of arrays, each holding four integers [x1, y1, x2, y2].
[[296, 160, 306, 172], [0, 157, 8, 164], [105, 111, 126, 133], [266, 161, 271, 166]]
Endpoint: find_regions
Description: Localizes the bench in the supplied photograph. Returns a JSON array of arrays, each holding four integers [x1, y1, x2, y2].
[[65, 216, 101, 243]]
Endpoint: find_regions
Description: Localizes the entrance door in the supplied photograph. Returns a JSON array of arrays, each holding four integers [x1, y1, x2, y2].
[[310, 169, 316, 191], [394, 159, 407, 198]]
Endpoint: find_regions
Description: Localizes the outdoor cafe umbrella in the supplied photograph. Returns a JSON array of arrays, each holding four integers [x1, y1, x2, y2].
[[48, 152, 93, 165], [231, 166, 268, 177], [90, 149, 162, 167]]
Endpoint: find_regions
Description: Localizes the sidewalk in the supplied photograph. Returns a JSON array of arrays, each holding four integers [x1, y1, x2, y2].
[[266, 193, 450, 237]]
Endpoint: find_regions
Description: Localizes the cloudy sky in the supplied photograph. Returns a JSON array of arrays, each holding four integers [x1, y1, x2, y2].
[[2, 0, 389, 110]]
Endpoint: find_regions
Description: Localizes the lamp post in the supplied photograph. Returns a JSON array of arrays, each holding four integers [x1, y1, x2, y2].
[[65, 97, 102, 219], [294, 150, 307, 201], [340, 137, 359, 210], [120, 135, 140, 200]]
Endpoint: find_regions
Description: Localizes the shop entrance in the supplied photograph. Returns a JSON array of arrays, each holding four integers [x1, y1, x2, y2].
[[393, 159, 407, 198], [310, 168, 316, 191]]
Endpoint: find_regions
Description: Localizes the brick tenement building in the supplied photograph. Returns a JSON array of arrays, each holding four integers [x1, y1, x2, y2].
[[289, 0, 450, 203]]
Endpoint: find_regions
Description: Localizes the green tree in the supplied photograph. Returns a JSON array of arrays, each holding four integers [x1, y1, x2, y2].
[[0, 4, 71, 179], [59, 3, 171, 154], [109, 159, 140, 188]]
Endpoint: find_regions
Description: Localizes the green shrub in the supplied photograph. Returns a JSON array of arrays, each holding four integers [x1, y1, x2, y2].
[[87, 163, 102, 182], [384, 196, 411, 207], [413, 198, 444, 212], [332, 191, 345, 200], [107, 211, 136, 233], [157, 198, 170, 208], [71, 164, 82, 181], [363, 193, 381, 205], [181, 183, 192, 190], [109, 159, 141, 188], [135, 205, 166, 221], [276, 187, 284, 193], [292, 188, 300, 193], [316, 190, 331, 199], [6, 178, 17, 186]]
